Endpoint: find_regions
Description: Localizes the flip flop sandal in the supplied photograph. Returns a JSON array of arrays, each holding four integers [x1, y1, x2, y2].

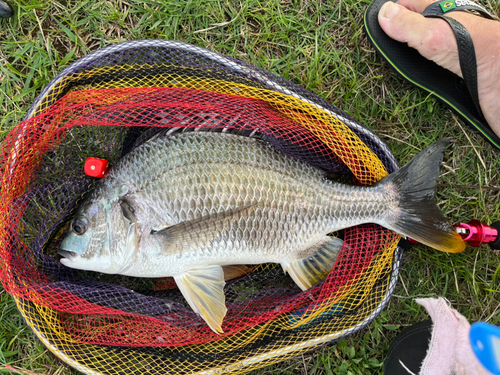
[[364, 0, 500, 150], [0, 0, 13, 18], [384, 320, 433, 374]]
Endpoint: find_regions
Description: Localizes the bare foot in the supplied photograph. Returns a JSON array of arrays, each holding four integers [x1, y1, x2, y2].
[[378, 0, 500, 138]]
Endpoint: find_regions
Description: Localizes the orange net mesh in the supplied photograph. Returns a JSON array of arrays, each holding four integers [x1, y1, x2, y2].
[[0, 40, 403, 374]]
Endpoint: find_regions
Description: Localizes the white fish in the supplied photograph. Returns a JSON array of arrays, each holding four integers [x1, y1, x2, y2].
[[59, 132, 464, 333]]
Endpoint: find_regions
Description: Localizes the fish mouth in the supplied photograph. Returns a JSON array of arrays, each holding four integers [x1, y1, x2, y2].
[[58, 249, 77, 261]]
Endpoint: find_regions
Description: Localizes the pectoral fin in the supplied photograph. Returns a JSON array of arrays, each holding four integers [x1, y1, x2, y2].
[[283, 237, 344, 291], [152, 204, 260, 256], [174, 265, 227, 334]]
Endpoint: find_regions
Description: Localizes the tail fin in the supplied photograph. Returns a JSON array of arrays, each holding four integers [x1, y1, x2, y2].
[[379, 138, 465, 253]]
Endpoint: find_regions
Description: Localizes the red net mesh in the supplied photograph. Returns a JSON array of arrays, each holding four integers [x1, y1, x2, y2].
[[0, 86, 400, 347], [0, 40, 403, 374]]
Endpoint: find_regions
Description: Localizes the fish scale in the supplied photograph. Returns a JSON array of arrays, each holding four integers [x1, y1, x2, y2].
[[108, 133, 351, 261], [59, 134, 464, 333]]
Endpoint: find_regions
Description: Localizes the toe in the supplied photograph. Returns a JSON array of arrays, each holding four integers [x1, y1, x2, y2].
[[378, 2, 462, 76], [378, 2, 426, 44]]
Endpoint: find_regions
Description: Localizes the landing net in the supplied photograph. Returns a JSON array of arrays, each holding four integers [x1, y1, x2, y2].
[[0, 40, 404, 374]]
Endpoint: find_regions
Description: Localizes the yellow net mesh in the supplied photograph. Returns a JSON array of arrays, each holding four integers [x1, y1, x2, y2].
[[1, 40, 403, 374]]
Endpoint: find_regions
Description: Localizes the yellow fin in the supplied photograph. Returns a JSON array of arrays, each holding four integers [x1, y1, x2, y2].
[[376, 138, 465, 254], [174, 265, 227, 334], [284, 237, 343, 291]]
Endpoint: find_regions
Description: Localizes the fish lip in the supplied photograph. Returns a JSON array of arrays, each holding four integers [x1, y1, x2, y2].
[[58, 249, 76, 261]]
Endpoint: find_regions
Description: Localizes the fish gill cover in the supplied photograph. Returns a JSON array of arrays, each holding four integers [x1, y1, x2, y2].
[[0, 40, 404, 374]]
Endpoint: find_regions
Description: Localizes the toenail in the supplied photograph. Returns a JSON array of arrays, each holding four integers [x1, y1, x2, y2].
[[381, 2, 400, 20]]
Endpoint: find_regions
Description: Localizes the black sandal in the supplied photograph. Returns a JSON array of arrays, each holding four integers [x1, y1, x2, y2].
[[0, 1, 13, 18], [384, 320, 433, 374], [364, 0, 500, 150]]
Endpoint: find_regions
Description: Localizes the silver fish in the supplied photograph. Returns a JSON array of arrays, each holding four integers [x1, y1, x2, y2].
[[59, 132, 464, 333]]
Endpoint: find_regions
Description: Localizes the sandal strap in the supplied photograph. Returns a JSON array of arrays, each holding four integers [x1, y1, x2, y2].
[[421, 0, 499, 118], [422, 0, 496, 20], [434, 16, 482, 117]]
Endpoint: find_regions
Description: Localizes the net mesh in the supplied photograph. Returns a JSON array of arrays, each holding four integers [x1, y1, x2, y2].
[[0, 40, 404, 374]]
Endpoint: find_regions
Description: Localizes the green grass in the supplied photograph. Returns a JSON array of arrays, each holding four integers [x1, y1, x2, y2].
[[1, 0, 499, 374]]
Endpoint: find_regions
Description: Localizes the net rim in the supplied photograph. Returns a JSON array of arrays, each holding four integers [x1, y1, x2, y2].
[[23, 40, 399, 173], [13, 244, 404, 375], [5, 39, 406, 373]]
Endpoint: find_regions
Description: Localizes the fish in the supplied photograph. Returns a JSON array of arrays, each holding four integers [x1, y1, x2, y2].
[[58, 131, 464, 333]]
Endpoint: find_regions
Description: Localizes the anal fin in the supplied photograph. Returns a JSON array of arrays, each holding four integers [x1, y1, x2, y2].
[[174, 265, 227, 334], [284, 237, 344, 291]]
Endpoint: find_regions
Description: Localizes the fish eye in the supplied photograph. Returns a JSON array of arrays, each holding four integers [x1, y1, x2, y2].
[[72, 218, 88, 235]]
